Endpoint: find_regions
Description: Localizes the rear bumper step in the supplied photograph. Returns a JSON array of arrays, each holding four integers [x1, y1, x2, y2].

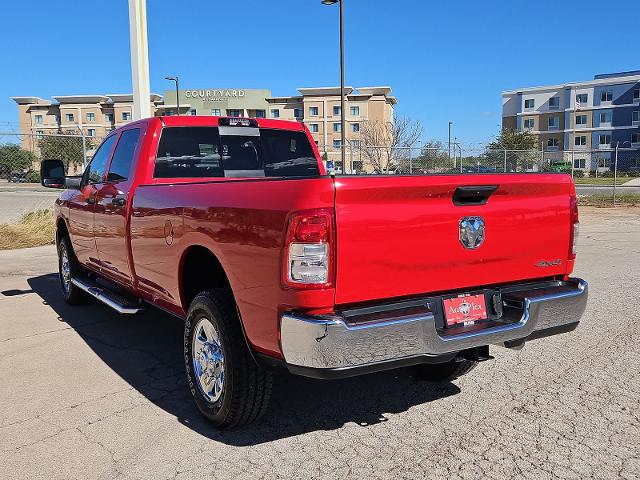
[[71, 277, 144, 314], [280, 278, 587, 377]]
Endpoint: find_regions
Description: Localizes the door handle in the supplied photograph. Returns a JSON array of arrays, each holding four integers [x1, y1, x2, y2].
[[111, 196, 126, 207]]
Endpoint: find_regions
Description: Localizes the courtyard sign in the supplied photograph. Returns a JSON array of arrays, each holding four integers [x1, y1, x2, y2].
[[184, 89, 246, 101]]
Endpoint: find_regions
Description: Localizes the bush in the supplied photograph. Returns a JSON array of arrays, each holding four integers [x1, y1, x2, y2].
[[588, 170, 598, 178], [573, 170, 585, 178], [600, 170, 614, 178], [25, 171, 40, 183], [0, 209, 55, 250]]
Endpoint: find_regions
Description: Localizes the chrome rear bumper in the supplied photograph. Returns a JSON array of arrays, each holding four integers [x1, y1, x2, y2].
[[280, 278, 587, 376]]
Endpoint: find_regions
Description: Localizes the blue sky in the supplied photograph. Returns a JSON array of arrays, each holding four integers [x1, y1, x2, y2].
[[1, 0, 637, 145]]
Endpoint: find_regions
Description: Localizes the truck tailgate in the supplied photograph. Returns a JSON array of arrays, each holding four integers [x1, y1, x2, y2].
[[333, 174, 573, 305]]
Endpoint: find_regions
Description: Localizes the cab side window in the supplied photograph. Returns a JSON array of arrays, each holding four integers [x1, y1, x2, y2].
[[108, 129, 141, 182], [85, 135, 117, 184]]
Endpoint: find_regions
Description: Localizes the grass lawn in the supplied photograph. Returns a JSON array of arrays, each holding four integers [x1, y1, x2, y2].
[[0, 209, 55, 250], [573, 177, 633, 185], [578, 193, 640, 206]]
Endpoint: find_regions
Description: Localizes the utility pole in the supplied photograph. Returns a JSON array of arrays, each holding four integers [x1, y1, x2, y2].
[[128, 0, 151, 120], [448, 121, 452, 162], [321, 0, 346, 172]]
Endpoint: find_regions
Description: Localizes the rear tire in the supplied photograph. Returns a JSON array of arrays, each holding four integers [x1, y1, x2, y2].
[[184, 289, 272, 429], [416, 359, 478, 382], [57, 236, 89, 305]]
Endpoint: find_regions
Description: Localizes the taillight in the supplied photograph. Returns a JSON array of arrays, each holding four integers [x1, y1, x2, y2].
[[283, 208, 335, 288], [569, 194, 579, 259]]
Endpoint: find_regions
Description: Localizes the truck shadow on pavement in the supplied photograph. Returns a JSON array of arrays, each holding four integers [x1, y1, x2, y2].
[[27, 273, 461, 445]]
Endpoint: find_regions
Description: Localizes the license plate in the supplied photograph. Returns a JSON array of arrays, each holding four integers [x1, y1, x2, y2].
[[443, 294, 488, 327]]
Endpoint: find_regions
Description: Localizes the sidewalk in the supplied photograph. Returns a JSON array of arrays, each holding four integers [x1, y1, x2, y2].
[[0, 181, 54, 193], [622, 177, 640, 186]]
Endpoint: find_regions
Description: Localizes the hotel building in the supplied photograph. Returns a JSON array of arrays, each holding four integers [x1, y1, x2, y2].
[[12, 86, 396, 170], [502, 71, 640, 170]]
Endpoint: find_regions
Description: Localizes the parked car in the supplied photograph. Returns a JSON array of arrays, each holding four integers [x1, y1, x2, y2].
[[41, 116, 588, 428], [8, 169, 36, 183]]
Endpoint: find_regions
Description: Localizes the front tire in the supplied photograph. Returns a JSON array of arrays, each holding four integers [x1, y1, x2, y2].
[[57, 236, 89, 305], [184, 290, 272, 429]]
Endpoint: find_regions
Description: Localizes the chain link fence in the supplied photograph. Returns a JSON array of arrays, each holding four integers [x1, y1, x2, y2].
[[317, 143, 640, 206], [0, 131, 105, 185], [0, 132, 638, 207]]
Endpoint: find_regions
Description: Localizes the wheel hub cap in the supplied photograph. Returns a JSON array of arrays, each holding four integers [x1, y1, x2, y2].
[[192, 317, 225, 403], [60, 249, 71, 293]]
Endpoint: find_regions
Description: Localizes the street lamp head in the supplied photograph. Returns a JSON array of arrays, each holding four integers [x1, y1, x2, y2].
[[321, 0, 338, 5], [165, 76, 178, 81]]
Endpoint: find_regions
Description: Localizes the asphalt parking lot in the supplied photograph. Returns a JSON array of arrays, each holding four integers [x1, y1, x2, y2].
[[1, 207, 639, 480]]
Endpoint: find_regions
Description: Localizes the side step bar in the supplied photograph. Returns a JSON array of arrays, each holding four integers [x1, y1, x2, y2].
[[71, 277, 144, 314]]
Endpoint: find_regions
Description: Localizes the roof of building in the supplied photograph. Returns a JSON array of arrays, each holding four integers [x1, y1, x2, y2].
[[502, 72, 640, 96], [12, 93, 163, 105]]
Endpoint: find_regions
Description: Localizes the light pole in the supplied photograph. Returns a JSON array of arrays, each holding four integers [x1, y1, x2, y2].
[[165, 76, 180, 115], [448, 121, 453, 162], [322, 0, 346, 173]]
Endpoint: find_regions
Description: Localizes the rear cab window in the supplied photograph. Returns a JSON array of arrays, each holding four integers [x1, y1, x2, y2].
[[154, 124, 319, 179]]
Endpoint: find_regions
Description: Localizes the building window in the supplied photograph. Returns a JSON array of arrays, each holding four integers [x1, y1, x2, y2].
[[634, 89, 640, 102], [254, 110, 266, 119], [548, 96, 560, 109], [309, 123, 319, 133], [576, 114, 587, 125], [293, 108, 303, 118], [523, 118, 535, 129], [574, 158, 586, 169], [333, 140, 341, 149], [350, 106, 359, 116], [189, 109, 197, 116], [65, 113, 74, 122], [333, 123, 341, 133], [351, 123, 360, 133], [599, 134, 611, 146], [309, 106, 319, 116], [211, 109, 221, 116], [270, 109, 279, 118], [87, 128, 96, 137], [632, 133, 640, 145], [228, 109, 241, 117], [548, 116, 560, 130], [105, 113, 114, 123], [87, 112, 95, 122], [164, 110, 174, 116], [576, 93, 588, 104], [35, 130, 44, 140], [547, 138, 559, 149], [524, 99, 535, 109], [333, 106, 341, 115], [350, 140, 360, 148], [601, 91, 613, 102], [34, 114, 43, 124], [599, 112, 611, 125], [574, 135, 587, 146], [122, 112, 131, 121], [632, 111, 639, 124]]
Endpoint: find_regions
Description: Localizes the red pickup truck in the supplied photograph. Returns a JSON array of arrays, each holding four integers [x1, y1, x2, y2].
[[41, 116, 587, 428]]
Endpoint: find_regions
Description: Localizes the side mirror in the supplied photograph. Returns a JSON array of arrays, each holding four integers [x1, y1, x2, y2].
[[40, 159, 66, 189]]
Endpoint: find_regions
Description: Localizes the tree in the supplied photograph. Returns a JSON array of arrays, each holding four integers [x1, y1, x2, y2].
[[38, 131, 91, 172], [0, 143, 36, 178], [359, 116, 423, 173], [487, 128, 537, 151], [413, 140, 450, 172], [487, 128, 538, 173]]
